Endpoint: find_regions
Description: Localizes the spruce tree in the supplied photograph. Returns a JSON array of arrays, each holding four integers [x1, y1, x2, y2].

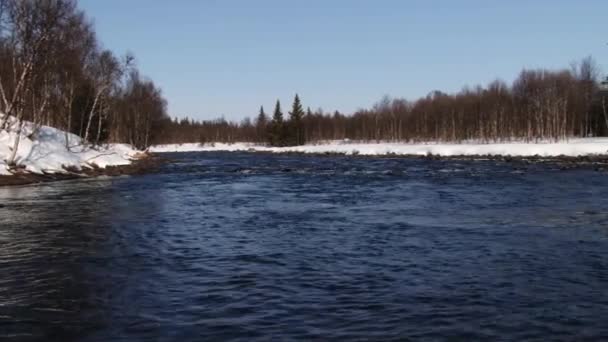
[[256, 106, 268, 143], [269, 100, 285, 146], [257, 106, 267, 124], [289, 94, 305, 145]]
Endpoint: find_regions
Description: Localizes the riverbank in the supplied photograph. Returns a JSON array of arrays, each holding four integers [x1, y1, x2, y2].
[[0, 114, 159, 186], [150, 139, 608, 158], [1, 114, 143, 175], [0, 154, 166, 187]]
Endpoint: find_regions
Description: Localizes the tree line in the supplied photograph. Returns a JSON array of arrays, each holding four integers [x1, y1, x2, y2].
[[0, 0, 169, 166], [156, 94, 307, 147], [160, 57, 607, 146], [1, 1, 607, 154]]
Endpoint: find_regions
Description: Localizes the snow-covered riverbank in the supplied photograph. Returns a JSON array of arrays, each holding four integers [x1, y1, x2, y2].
[[0, 115, 140, 176], [150, 139, 608, 157]]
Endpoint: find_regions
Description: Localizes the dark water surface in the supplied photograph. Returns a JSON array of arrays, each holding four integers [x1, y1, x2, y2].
[[1, 152, 608, 341]]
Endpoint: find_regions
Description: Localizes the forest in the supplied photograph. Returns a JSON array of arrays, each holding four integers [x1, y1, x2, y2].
[[163, 58, 608, 146], [0, 0, 168, 166], [1, 0, 607, 153]]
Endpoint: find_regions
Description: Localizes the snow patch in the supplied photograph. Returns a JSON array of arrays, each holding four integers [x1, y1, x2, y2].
[[150, 139, 608, 157], [0, 114, 140, 176]]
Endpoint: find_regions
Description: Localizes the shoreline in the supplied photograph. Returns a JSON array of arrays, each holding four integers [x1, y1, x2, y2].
[[0, 154, 167, 187], [3, 149, 607, 188], [149, 139, 608, 158]]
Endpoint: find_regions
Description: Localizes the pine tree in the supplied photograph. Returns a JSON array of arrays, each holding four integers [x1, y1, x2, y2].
[[269, 100, 285, 146], [288, 94, 305, 145], [273, 100, 283, 122], [257, 106, 267, 124], [256, 106, 268, 143]]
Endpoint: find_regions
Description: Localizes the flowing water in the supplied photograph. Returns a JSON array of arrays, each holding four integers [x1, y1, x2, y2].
[[1, 152, 608, 341]]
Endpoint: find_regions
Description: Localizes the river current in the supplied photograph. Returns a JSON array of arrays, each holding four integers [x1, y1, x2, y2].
[[1, 152, 608, 340]]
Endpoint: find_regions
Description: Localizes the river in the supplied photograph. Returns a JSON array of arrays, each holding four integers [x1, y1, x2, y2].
[[1, 152, 608, 340]]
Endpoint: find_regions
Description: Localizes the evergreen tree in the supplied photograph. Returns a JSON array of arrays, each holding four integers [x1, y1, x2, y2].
[[268, 100, 285, 146], [257, 106, 268, 124], [288, 94, 305, 145], [273, 100, 283, 122], [256, 106, 268, 143]]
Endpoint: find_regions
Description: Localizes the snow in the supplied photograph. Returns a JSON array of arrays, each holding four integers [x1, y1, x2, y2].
[[150, 139, 608, 157], [0, 114, 140, 176]]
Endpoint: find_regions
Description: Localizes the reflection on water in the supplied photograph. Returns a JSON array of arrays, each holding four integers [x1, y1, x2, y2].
[[1, 152, 608, 340]]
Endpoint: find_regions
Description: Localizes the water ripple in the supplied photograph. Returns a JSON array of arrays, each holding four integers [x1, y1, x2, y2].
[[1, 152, 608, 340]]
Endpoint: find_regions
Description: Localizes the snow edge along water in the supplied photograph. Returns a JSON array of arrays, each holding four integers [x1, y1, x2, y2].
[[149, 139, 608, 158], [0, 114, 141, 176]]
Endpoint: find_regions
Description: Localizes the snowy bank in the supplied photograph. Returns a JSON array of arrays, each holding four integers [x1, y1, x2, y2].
[[0, 114, 140, 176], [150, 139, 608, 157]]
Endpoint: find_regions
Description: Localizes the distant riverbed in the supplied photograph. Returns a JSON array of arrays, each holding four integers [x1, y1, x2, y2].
[[1, 152, 608, 340]]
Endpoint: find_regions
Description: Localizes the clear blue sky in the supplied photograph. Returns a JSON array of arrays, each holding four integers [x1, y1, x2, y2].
[[79, 0, 608, 121]]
